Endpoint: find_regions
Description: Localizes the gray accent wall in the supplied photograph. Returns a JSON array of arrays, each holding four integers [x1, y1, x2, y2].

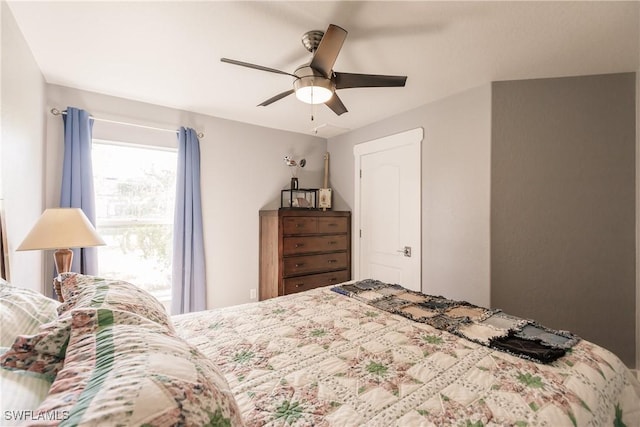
[[491, 73, 636, 367], [636, 34, 640, 371]]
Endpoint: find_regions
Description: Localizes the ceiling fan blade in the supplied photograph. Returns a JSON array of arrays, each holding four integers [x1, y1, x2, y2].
[[258, 89, 295, 107], [325, 93, 348, 116], [334, 72, 407, 89], [221, 58, 297, 78], [309, 24, 347, 78]]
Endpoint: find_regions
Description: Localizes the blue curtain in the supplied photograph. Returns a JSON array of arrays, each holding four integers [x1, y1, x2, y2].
[[172, 127, 206, 314], [60, 107, 98, 274]]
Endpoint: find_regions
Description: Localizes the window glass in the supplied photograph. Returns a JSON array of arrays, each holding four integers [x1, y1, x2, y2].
[[92, 141, 176, 309]]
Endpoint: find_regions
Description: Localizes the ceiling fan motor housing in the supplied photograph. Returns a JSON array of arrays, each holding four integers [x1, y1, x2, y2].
[[301, 30, 325, 52], [293, 65, 334, 104]]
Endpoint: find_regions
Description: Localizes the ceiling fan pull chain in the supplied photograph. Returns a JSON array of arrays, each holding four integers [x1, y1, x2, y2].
[[310, 92, 315, 122]]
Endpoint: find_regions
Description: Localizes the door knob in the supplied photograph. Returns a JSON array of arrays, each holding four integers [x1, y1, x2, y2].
[[396, 246, 412, 257]]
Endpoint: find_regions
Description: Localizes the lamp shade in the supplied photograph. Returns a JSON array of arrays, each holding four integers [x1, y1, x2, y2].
[[17, 208, 105, 251]]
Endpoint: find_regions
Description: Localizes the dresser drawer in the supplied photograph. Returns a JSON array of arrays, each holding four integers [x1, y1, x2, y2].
[[318, 217, 348, 233], [283, 270, 350, 294], [283, 217, 317, 235], [283, 252, 348, 276], [283, 235, 348, 255]]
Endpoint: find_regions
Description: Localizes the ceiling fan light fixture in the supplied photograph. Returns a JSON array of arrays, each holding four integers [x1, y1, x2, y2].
[[294, 76, 334, 104]]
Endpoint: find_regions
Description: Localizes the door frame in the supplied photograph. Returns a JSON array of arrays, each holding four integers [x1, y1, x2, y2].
[[353, 127, 423, 283]]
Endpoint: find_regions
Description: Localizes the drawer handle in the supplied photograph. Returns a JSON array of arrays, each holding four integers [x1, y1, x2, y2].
[[328, 259, 338, 264], [295, 283, 304, 288], [295, 223, 304, 228], [329, 277, 338, 282], [327, 223, 338, 227], [328, 241, 337, 245], [295, 243, 305, 248], [295, 263, 305, 267]]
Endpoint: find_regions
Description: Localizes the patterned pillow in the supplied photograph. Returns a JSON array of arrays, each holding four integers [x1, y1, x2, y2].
[[0, 280, 59, 347], [1, 275, 178, 383], [0, 316, 72, 380], [0, 308, 167, 380], [57, 273, 173, 331], [30, 308, 245, 427]]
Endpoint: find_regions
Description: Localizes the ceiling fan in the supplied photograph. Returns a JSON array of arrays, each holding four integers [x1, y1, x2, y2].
[[221, 24, 407, 116]]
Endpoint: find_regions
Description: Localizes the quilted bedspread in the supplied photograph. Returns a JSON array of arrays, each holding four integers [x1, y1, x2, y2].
[[173, 286, 640, 426]]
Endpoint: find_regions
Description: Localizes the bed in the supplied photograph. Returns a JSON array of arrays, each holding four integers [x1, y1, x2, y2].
[[1, 274, 639, 426]]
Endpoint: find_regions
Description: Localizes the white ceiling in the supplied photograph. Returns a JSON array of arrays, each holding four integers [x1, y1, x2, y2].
[[7, 1, 639, 138]]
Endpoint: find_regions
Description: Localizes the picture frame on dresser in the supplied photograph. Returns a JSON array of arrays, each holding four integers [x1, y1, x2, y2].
[[280, 188, 318, 209]]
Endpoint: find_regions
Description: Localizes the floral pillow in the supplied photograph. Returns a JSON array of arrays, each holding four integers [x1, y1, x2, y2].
[[57, 273, 173, 331], [29, 308, 245, 426], [0, 279, 59, 347], [0, 316, 72, 380]]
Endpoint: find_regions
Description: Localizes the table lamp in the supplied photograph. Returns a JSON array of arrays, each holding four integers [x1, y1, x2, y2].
[[17, 208, 105, 301]]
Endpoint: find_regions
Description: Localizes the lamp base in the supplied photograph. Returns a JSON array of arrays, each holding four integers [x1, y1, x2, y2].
[[53, 248, 73, 302], [53, 278, 64, 303]]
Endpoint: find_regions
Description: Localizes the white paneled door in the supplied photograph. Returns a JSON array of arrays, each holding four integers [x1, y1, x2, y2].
[[353, 128, 422, 292]]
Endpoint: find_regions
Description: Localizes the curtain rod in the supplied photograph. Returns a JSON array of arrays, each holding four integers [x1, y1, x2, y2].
[[50, 108, 204, 139]]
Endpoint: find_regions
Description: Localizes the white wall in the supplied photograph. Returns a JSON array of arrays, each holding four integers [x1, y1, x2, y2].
[[329, 85, 492, 307], [1, 2, 47, 292], [45, 85, 327, 309]]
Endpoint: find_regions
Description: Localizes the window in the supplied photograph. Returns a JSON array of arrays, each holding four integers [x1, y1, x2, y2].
[[92, 141, 177, 309]]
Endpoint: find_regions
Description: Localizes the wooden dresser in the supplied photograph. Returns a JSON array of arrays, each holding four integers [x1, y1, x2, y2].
[[259, 210, 351, 300]]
